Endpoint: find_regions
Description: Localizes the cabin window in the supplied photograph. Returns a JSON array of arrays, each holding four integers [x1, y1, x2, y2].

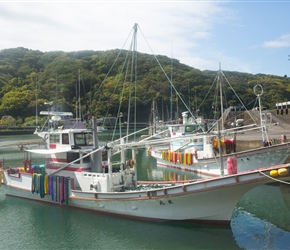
[[62, 134, 69, 144], [185, 125, 203, 133], [185, 126, 192, 132], [67, 152, 90, 163], [50, 134, 60, 143], [74, 133, 93, 146]]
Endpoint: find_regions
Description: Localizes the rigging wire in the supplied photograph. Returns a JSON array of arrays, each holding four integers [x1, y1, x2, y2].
[[94, 27, 135, 95], [220, 70, 257, 124], [137, 24, 204, 131]]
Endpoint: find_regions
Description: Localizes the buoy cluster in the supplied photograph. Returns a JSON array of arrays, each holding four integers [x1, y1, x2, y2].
[[270, 168, 289, 177]]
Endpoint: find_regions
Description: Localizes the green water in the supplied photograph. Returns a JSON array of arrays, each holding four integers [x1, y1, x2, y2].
[[0, 185, 239, 249]]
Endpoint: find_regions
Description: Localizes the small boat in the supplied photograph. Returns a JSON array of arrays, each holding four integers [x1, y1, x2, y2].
[[146, 77, 290, 177], [147, 122, 290, 177], [2, 116, 290, 225]]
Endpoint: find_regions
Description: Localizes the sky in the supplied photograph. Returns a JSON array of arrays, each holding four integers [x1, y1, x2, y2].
[[0, 0, 290, 76]]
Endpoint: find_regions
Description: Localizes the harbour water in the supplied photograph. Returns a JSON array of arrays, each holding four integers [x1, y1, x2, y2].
[[1, 134, 290, 249]]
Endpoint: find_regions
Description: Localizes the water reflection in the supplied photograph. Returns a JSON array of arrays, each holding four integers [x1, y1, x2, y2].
[[235, 184, 290, 232], [231, 208, 290, 249], [135, 147, 200, 182]]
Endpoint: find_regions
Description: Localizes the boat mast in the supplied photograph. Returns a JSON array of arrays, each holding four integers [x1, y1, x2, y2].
[[218, 62, 224, 131], [55, 72, 58, 113], [151, 99, 157, 135], [75, 78, 78, 120], [91, 116, 102, 172], [217, 122, 224, 177], [126, 23, 138, 143], [78, 69, 82, 121], [170, 39, 173, 123], [35, 74, 38, 128], [254, 84, 268, 142], [217, 63, 224, 176]]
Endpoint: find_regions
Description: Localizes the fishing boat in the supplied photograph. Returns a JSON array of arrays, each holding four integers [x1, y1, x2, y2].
[[146, 122, 290, 177], [145, 77, 290, 177], [2, 115, 290, 225]]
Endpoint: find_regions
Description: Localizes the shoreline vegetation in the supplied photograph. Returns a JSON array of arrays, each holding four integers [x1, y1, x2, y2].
[[0, 128, 35, 135]]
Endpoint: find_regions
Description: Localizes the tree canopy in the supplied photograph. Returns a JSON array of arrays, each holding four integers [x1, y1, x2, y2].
[[0, 47, 289, 126]]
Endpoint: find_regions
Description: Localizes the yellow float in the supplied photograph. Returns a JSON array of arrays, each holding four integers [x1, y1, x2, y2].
[[270, 169, 279, 177], [278, 168, 289, 177]]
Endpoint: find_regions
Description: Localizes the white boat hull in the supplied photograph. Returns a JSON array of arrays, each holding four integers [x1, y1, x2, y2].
[[4, 164, 290, 225], [151, 143, 290, 176]]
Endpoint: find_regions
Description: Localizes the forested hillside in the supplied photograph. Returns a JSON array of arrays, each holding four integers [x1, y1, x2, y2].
[[0, 47, 289, 127]]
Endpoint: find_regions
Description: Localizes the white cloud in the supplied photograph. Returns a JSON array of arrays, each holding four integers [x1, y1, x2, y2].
[[263, 34, 290, 48], [0, 1, 264, 74], [0, 2, 226, 52]]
